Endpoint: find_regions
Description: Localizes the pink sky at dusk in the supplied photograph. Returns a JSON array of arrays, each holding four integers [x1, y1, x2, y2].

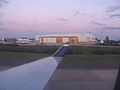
[[0, 0, 120, 40]]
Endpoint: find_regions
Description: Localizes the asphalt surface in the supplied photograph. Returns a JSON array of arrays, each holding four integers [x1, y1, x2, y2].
[[44, 60, 120, 90], [44, 68, 118, 90], [0, 58, 119, 90]]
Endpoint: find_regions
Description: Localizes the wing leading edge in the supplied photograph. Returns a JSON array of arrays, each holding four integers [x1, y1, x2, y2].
[[0, 44, 69, 90]]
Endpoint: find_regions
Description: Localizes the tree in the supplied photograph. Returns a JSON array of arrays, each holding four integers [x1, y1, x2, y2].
[[105, 36, 110, 45], [119, 39, 120, 43]]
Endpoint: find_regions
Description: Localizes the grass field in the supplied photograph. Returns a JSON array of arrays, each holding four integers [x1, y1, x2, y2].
[[0, 51, 120, 68], [0, 51, 50, 60], [0, 44, 120, 55], [63, 54, 120, 61], [59, 54, 120, 69], [0, 51, 50, 66], [0, 51, 119, 61]]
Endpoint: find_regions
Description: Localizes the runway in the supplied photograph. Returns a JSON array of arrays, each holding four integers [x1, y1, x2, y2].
[[44, 59, 120, 90], [44, 68, 118, 90]]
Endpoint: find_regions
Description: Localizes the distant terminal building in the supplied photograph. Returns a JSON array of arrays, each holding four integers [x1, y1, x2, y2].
[[0, 37, 16, 44], [0, 37, 5, 41], [16, 37, 32, 44], [35, 33, 96, 44]]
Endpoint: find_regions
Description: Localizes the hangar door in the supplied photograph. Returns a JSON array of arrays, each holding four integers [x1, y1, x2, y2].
[[69, 37, 78, 44], [56, 37, 63, 43]]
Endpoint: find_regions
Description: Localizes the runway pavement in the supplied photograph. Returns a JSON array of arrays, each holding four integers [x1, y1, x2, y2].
[[44, 59, 120, 90], [44, 68, 118, 90], [0, 57, 119, 90]]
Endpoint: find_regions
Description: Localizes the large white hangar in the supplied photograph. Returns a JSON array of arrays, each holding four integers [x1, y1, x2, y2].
[[35, 33, 96, 44]]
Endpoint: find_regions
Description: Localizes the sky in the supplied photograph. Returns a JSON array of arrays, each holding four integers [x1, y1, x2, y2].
[[0, 0, 120, 40]]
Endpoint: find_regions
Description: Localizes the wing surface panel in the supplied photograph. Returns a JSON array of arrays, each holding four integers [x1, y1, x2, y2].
[[0, 45, 68, 90]]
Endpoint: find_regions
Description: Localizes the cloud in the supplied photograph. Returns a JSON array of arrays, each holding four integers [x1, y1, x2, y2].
[[91, 21, 120, 30], [0, 27, 9, 32], [59, 18, 69, 21], [0, 0, 9, 8], [0, 0, 9, 19], [0, 13, 4, 25], [90, 21, 104, 26], [81, 13, 86, 15], [5, 22, 50, 27], [109, 14, 120, 18], [0, 22, 3, 25], [71, 11, 86, 18], [106, 5, 120, 13], [6, 22, 28, 27], [59, 11, 86, 22], [0, 12, 4, 17], [59, 12, 79, 22], [105, 27, 120, 30], [105, 5, 120, 19], [72, 11, 80, 17]]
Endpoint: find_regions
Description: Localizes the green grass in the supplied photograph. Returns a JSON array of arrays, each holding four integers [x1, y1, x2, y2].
[[60, 55, 120, 69], [64, 54, 120, 61], [67, 46, 120, 55], [0, 44, 59, 54], [0, 51, 120, 69], [0, 44, 120, 55], [0, 51, 50, 61], [0, 51, 119, 62]]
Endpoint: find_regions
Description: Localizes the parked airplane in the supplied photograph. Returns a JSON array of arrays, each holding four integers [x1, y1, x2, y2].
[[0, 44, 69, 90]]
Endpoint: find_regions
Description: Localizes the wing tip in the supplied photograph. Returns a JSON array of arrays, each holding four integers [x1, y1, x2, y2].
[[52, 44, 69, 57]]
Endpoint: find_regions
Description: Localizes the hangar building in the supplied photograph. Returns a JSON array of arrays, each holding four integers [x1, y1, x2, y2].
[[35, 33, 96, 44]]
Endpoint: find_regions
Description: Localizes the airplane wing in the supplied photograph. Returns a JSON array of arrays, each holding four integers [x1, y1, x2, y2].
[[0, 44, 69, 90]]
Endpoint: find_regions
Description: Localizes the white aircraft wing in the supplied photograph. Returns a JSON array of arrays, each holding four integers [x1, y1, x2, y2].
[[0, 44, 68, 90]]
